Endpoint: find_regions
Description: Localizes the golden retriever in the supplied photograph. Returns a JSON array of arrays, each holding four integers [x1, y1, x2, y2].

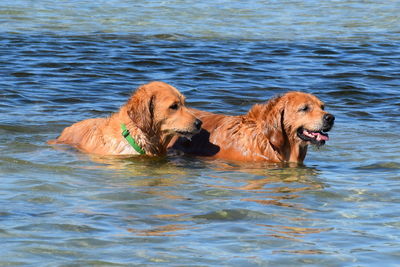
[[48, 81, 202, 156], [170, 91, 334, 164]]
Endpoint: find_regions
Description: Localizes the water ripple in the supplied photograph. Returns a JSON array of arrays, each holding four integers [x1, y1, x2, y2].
[[0, 6, 400, 264]]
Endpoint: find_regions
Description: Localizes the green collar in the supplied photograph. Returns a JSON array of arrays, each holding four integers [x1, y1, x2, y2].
[[121, 123, 145, 155]]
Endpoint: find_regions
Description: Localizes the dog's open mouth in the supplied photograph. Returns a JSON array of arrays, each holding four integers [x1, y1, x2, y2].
[[297, 127, 329, 146]]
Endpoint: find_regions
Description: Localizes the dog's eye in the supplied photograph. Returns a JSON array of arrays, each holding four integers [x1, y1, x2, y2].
[[169, 103, 179, 110], [299, 105, 309, 112], [321, 105, 325, 110]]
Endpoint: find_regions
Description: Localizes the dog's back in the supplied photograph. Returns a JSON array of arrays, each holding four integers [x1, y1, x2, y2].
[[48, 118, 106, 151]]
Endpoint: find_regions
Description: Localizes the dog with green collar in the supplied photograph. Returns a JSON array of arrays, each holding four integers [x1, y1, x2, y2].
[[48, 81, 202, 156]]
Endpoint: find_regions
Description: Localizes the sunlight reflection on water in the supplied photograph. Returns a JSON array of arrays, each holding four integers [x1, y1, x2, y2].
[[1, 0, 400, 265]]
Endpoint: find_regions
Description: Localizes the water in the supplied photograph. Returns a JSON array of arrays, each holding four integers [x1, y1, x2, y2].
[[1, 0, 400, 266]]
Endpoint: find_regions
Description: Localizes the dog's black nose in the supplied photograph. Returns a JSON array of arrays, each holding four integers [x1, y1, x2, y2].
[[324, 113, 335, 125], [194, 119, 202, 130]]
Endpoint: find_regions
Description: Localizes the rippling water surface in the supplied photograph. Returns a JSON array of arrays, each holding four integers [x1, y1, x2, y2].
[[1, 1, 400, 266]]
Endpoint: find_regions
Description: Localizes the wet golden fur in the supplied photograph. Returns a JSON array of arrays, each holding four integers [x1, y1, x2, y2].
[[171, 91, 334, 164], [49, 81, 201, 156]]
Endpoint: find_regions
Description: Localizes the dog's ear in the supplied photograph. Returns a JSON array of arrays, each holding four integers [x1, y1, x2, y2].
[[265, 110, 285, 153], [126, 86, 155, 133], [262, 96, 287, 154]]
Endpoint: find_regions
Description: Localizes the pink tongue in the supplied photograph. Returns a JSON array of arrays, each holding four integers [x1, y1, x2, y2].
[[303, 129, 329, 141], [314, 132, 329, 141]]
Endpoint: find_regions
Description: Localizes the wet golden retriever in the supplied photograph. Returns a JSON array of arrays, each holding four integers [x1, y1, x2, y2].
[[170, 91, 334, 164], [49, 81, 202, 156]]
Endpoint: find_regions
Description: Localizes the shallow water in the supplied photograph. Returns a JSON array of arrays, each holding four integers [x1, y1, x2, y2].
[[1, 1, 400, 266]]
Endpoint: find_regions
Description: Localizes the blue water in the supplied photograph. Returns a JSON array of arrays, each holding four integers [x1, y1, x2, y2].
[[1, 1, 400, 266]]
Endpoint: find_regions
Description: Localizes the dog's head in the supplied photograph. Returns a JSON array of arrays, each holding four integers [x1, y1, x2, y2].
[[126, 81, 202, 137], [249, 91, 334, 150], [282, 92, 335, 147]]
